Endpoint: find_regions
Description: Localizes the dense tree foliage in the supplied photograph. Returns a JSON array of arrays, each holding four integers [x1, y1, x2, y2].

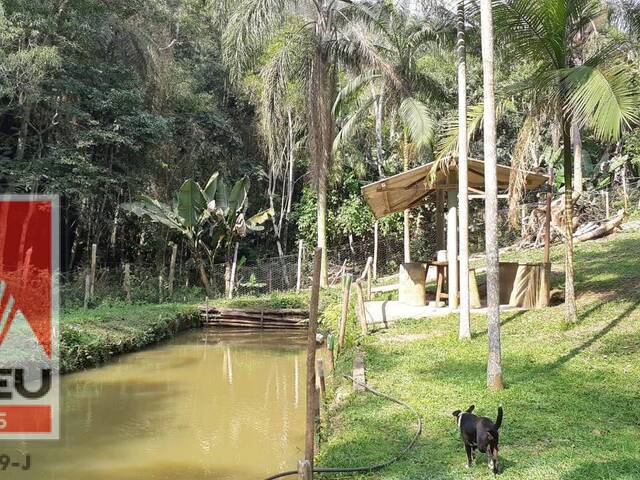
[[1, 0, 639, 291]]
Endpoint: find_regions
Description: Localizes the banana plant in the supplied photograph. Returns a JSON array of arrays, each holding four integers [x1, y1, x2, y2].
[[122, 173, 273, 296]]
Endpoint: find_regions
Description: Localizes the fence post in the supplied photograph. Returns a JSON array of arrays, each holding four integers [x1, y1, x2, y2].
[[373, 221, 379, 281], [228, 242, 239, 299], [296, 240, 304, 292], [90, 243, 97, 298], [316, 359, 326, 401], [297, 460, 312, 480], [338, 274, 352, 351], [354, 279, 368, 335], [84, 272, 91, 309], [305, 248, 322, 469], [168, 243, 177, 298], [123, 263, 131, 302], [366, 257, 372, 301]]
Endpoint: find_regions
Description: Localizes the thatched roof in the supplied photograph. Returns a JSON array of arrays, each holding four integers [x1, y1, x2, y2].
[[362, 158, 549, 219]]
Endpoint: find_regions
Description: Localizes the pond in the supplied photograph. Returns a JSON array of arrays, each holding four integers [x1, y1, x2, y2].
[[4, 328, 308, 479]]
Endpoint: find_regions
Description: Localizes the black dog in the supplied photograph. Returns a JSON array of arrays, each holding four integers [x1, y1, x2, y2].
[[452, 405, 503, 474]]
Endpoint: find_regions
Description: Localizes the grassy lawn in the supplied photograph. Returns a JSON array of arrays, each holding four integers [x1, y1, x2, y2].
[[318, 229, 640, 479]]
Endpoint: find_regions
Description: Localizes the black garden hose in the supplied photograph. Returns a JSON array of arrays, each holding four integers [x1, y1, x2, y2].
[[264, 375, 423, 479]]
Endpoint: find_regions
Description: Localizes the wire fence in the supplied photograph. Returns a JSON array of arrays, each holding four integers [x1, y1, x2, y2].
[[62, 183, 639, 309]]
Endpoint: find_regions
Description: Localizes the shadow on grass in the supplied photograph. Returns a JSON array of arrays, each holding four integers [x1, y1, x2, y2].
[[560, 459, 640, 480]]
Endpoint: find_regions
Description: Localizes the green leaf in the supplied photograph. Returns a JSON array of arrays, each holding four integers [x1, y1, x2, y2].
[[203, 172, 220, 202], [398, 97, 435, 153], [177, 180, 206, 229], [214, 177, 229, 216], [228, 176, 250, 216]]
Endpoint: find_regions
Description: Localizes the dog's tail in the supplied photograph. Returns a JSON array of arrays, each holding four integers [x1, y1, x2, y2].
[[495, 405, 503, 430]]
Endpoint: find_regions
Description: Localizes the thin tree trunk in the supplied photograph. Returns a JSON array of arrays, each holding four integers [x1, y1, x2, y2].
[[480, 0, 504, 390], [571, 119, 583, 193], [457, 0, 471, 339], [562, 112, 578, 323], [308, 12, 333, 288], [403, 128, 411, 263], [374, 88, 385, 178], [16, 102, 32, 162]]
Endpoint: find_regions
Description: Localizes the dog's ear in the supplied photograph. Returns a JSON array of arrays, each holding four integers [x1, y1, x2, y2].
[[452, 410, 461, 418], [466, 405, 475, 413]]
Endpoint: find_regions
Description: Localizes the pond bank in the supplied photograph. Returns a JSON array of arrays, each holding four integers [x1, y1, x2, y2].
[[61, 304, 199, 373]]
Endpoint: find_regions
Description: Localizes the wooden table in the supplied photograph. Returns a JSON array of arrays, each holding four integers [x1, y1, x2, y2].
[[428, 260, 481, 309]]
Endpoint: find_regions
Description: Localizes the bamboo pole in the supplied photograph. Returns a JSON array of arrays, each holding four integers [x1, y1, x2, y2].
[[296, 240, 304, 292], [228, 242, 239, 299], [90, 243, 97, 298], [305, 247, 322, 468], [316, 359, 326, 401], [354, 279, 368, 335], [168, 243, 177, 297], [297, 460, 312, 480], [338, 274, 352, 351], [373, 222, 378, 280]]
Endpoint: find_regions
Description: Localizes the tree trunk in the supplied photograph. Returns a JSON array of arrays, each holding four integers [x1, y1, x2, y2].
[[457, 0, 471, 339], [562, 112, 578, 323], [16, 102, 32, 162], [480, 0, 504, 390], [374, 88, 385, 178], [403, 128, 411, 263], [308, 9, 334, 288], [571, 119, 583, 193], [195, 254, 213, 296]]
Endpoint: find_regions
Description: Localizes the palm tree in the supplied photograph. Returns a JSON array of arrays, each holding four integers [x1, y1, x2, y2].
[[480, 0, 504, 390], [493, 0, 640, 323], [332, 2, 448, 262], [457, 0, 471, 340], [224, 0, 355, 288]]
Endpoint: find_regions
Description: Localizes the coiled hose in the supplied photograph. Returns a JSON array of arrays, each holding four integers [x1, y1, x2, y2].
[[264, 375, 423, 479]]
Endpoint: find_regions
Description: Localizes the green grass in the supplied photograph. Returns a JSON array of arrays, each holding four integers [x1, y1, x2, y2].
[[60, 303, 199, 373], [318, 229, 640, 479]]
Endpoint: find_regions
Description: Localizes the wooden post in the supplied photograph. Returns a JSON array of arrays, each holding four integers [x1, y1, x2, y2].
[[373, 221, 379, 280], [316, 359, 326, 401], [353, 353, 365, 392], [124, 263, 131, 302], [447, 177, 459, 309], [90, 243, 97, 298], [366, 256, 372, 300], [326, 334, 335, 371], [338, 274, 352, 351], [544, 167, 554, 265], [354, 279, 368, 335], [436, 189, 445, 250], [296, 240, 304, 292], [305, 248, 322, 468], [228, 242, 239, 299], [158, 274, 163, 303], [83, 272, 91, 309], [168, 243, 177, 298], [297, 460, 312, 480]]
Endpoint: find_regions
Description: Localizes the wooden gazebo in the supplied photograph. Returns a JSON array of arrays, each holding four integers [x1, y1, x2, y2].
[[360, 158, 551, 315]]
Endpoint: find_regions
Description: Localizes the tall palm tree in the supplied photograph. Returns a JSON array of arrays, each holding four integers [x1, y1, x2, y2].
[[224, 0, 354, 287], [457, 0, 471, 340], [332, 2, 449, 262], [480, 0, 504, 390], [493, 0, 640, 323]]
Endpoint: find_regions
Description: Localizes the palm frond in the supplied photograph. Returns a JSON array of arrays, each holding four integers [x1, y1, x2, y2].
[[332, 91, 377, 154], [222, 0, 293, 79], [332, 71, 381, 115], [564, 60, 640, 140], [398, 97, 436, 153]]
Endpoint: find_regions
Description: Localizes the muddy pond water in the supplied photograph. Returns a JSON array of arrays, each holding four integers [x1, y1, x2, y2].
[[4, 328, 308, 479]]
